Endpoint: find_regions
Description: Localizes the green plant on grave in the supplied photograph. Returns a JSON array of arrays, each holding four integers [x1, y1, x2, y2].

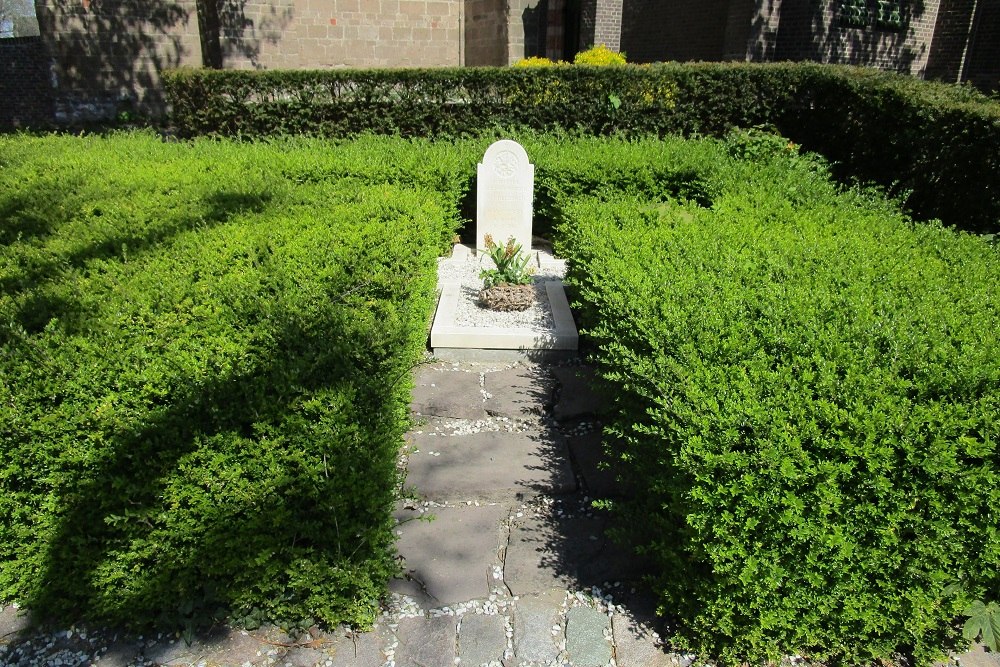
[[479, 234, 534, 289]]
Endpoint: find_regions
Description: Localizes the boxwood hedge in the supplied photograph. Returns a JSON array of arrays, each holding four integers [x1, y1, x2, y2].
[[556, 140, 1000, 666], [3, 131, 998, 665], [0, 132, 465, 631], [164, 62, 1000, 233]]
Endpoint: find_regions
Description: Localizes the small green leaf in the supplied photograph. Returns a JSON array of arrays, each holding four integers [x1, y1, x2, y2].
[[608, 94, 622, 110]]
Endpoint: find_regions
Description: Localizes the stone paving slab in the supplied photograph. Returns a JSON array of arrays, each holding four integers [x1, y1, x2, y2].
[[956, 644, 1000, 667], [393, 615, 456, 667], [512, 589, 564, 664], [504, 511, 632, 597], [0, 605, 30, 643], [484, 365, 556, 418], [392, 504, 507, 606], [566, 431, 622, 499], [566, 606, 612, 667], [459, 613, 508, 666], [329, 627, 392, 667], [412, 364, 487, 421], [144, 627, 274, 666], [406, 431, 575, 501], [552, 365, 604, 421], [611, 610, 676, 667]]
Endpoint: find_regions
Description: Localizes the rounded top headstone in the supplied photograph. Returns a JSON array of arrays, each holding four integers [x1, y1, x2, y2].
[[483, 140, 530, 181]]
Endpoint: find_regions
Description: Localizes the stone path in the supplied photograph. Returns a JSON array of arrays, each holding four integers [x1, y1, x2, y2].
[[384, 359, 675, 667], [4, 359, 999, 667]]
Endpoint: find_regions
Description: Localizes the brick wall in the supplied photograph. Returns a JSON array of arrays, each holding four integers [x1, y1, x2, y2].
[[768, 0, 942, 76], [0, 37, 54, 128], [465, 0, 507, 64], [722, 0, 754, 60], [544, 0, 564, 60], [15, 0, 992, 127], [748, 0, 781, 60], [621, 0, 731, 63]]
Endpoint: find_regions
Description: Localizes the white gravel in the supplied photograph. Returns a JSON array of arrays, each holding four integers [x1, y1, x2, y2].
[[437, 247, 567, 331]]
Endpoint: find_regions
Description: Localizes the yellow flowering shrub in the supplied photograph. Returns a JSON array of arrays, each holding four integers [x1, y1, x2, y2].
[[573, 44, 627, 66], [513, 56, 566, 67]]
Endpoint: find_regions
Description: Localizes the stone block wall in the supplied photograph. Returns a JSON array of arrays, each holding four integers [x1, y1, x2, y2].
[[466, 0, 507, 64], [223, 0, 462, 70], [506, 0, 548, 63], [18, 0, 464, 124], [34, 0, 203, 120]]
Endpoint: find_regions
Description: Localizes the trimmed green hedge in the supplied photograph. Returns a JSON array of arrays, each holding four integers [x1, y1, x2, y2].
[[4, 130, 999, 663], [555, 140, 1000, 666], [164, 62, 1000, 233], [0, 132, 464, 632]]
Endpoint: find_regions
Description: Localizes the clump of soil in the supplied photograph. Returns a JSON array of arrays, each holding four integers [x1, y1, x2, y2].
[[478, 283, 534, 311]]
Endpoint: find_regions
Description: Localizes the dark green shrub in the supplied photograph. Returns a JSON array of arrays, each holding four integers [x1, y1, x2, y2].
[[556, 142, 1000, 666], [0, 132, 457, 632], [164, 63, 1000, 233]]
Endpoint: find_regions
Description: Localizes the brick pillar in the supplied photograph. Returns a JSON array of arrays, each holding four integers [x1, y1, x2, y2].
[[963, 0, 999, 92], [546, 0, 564, 59], [925, 0, 978, 83], [593, 0, 622, 51], [722, 0, 755, 60]]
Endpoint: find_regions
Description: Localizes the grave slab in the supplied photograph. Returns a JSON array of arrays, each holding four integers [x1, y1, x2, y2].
[[392, 504, 507, 605], [565, 606, 612, 667], [431, 281, 578, 356], [459, 613, 508, 666], [553, 365, 604, 421], [512, 590, 564, 664], [411, 364, 486, 421], [406, 431, 575, 502], [484, 364, 555, 418], [392, 615, 456, 667]]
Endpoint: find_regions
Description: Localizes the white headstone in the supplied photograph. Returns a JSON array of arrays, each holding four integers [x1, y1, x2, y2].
[[476, 140, 534, 254]]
